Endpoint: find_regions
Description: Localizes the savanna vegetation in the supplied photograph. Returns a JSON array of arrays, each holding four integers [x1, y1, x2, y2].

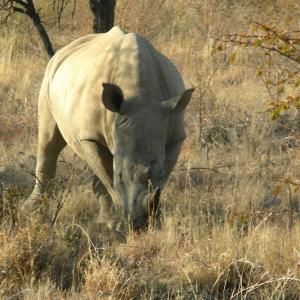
[[1, 0, 300, 299]]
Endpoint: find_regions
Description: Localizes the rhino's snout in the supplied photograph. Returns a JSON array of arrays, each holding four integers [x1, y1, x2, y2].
[[129, 188, 161, 230], [131, 212, 148, 230]]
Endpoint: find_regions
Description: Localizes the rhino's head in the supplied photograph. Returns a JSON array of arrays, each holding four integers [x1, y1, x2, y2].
[[102, 83, 193, 229]]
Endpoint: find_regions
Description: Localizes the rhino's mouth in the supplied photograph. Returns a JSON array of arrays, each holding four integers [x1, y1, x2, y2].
[[129, 188, 161, 231], [131, 212, 149, 230]]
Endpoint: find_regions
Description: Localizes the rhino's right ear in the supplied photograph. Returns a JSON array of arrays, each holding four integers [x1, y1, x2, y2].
[[102, 83, 124, 113], [162, 88, 194, 113]]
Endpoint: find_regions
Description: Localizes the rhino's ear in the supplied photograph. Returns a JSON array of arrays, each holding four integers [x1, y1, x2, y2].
[[161, 88, 194, 113], [102, 83, 124, 113]]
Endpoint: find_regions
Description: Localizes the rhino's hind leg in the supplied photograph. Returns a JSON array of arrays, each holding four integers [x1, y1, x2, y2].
[[24, 102, 66, 213]]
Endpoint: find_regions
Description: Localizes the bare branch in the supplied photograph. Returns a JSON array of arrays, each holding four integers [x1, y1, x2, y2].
[[11, 5, 26, 14], [90, 0, 116, 33], [0, 0, 55, 58], [226, 38, 300, 64], [13, 0, 29, 9]]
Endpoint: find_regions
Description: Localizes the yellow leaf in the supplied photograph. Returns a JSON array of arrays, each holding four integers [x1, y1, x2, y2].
[[239, 215, 249, 225], [215, 42, 225, 51], [271, 109, 280, 120], [277, 86, 285, 94], [254, 38, 263, 47], [230, 52, 237, 64], [284, 177, 292, 184], [272, 184, 281, 196], [294, 80, 300, 87], [256, 69, 263, 76], [279, 101, 288, 110]]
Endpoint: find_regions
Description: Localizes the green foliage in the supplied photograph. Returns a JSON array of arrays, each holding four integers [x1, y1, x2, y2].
[[221, 21, 300, 120], [269, 95, 300, 120]]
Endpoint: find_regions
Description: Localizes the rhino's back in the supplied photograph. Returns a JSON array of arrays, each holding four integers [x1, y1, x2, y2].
[[41, 26, 186, 151]]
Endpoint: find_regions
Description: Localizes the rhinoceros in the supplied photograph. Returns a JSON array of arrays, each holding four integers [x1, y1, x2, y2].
[[24, 26, 194, 229]]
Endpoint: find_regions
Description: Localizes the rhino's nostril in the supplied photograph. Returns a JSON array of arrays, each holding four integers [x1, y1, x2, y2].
[[129, 210, 148, 229], [132, 216, 148, 230], [133, 197, 138, 207]]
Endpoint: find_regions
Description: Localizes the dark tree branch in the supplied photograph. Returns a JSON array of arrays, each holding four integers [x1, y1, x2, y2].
[[222, 37, 300, 65], [26, 0, 55, 57], [14, 0, 29, 8], [220, 20, 300, 65], [0, 0, 55, 58], [11, 6, 26, 14], [71, 0, 76, 19], [89, 0, 116, 33]]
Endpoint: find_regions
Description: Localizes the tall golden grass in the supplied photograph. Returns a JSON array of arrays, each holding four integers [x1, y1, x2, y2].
[[1, 0, 300, 298]]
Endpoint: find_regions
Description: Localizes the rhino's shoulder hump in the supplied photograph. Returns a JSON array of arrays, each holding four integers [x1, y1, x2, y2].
[[46, 26, 126, 75], [104, 32, 142, 54], [68, 26, 126, 52], [57, 26, 125, 55], [108, 25, 126, 37]]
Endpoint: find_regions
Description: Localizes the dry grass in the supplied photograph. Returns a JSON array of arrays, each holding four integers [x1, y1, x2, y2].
[[1, 0, 300, 299]]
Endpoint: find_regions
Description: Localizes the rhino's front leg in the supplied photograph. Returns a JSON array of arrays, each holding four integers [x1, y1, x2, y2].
[[164, 140, 183, 181], [80, 140, 118, 226], [92, 175, 115, 223]]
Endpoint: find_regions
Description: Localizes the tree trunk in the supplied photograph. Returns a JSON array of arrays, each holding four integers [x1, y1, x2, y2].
[[89, 0, 116, 33]]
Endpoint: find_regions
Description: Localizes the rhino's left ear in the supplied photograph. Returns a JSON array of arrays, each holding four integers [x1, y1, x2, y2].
[[102, 83, 124, 113], [161, 88, 194, 113]]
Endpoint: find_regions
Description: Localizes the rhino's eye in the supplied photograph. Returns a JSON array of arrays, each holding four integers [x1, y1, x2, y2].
[[119, 172, 123, 180]]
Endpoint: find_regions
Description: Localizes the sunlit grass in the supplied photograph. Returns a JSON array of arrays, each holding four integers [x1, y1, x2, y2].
[[1, 0, 300, 299]]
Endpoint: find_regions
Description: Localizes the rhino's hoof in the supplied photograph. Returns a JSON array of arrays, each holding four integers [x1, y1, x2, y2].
[[19, 194, 48, 219], [21, 197, 38, 211], [97, 214, 112, 227], [97, 214, 124, 232]]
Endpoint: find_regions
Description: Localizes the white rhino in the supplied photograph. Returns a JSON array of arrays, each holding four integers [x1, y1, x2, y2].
[[25, 26, 194, 229]]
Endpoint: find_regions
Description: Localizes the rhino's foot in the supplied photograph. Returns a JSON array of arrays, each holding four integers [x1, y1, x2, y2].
[[97, 194, 116, 227], [19, 193, 50, 221], [97, 213, 117, 229], [97, 208, 126, 235]]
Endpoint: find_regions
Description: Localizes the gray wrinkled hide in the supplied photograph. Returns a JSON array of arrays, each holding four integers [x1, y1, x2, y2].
[[25, 26, 194, 229]]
